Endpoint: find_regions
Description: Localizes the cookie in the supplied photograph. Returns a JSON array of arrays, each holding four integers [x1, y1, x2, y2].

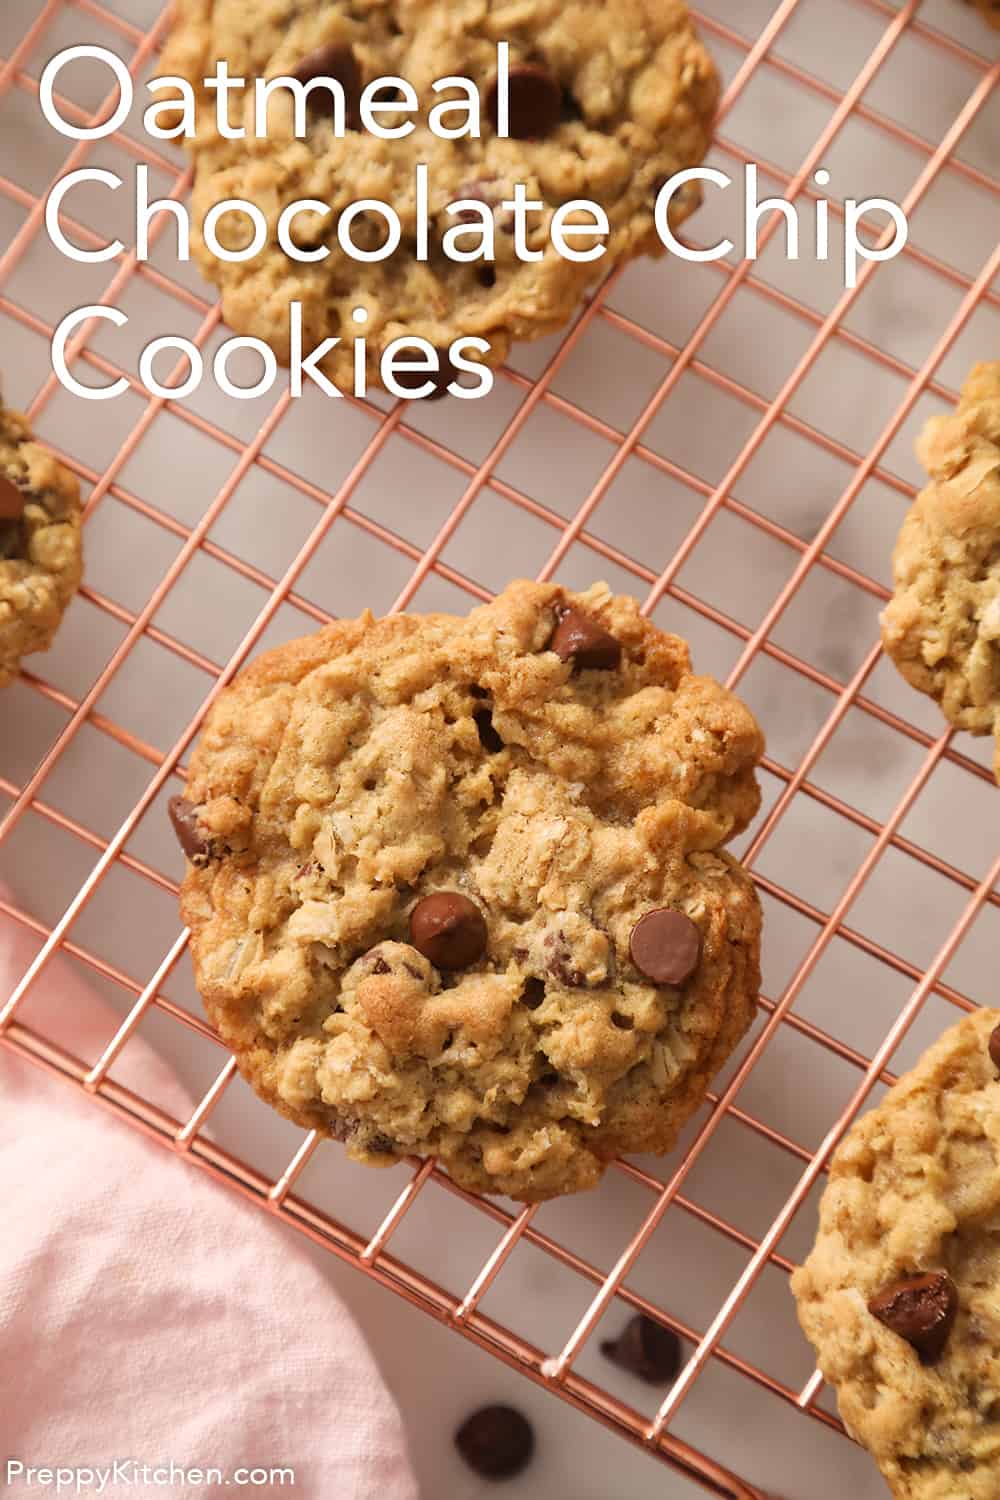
[[173, 581, 764, 1201], [792, 1008, 1000, 1498], [881, 362, 1000, 781], [0, 400, 82, 690], [159, 0, 719, 392], [964, 0, 1000, 28]]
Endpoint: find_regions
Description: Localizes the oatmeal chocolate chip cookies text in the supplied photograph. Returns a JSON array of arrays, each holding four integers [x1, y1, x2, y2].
[[881, 361, 1000, 781], [0, 400, 82, 689], [793, 1009, 1000, 1499], [172, 581, 764, 1201], [159, 0, 719, 392]]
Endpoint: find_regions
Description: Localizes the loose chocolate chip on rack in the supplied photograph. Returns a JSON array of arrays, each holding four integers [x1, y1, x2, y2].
[[291, 42, 362, 120], [548, 608, 622, 670], [475, 708, 504, 752], [455, 1404, 535, 1480], [0, 473, 25, 522], [410, 892, 487, 970], [600, 1315, 682, 1385], [630, 909, 702, 987], [487, 63, 563, 140], [868, 1271, 958, 1364], [989, 1023, 1000, 1073], [168, 795, 210, 862]]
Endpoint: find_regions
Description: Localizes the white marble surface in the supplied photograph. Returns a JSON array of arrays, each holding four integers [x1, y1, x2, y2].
[[1, 1, 998, 1496]]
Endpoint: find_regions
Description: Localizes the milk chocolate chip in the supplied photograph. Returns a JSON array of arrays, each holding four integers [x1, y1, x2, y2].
[[548, 608, 622, 670], [868, 1271, 958, 1363], [455, 1405, 535, 1480], [409, 893, 487, 970], [391, 346, 457, 401], [600, 1315, 682, 1385], [989, 1022, 1000, 1073], [168, 795, 210, 862], [630, 909, 702, 987], [0, 473, 25, 522], [487, 63, 563, 140], [474, 708, 504, 752], [291, 42, 361, 121]]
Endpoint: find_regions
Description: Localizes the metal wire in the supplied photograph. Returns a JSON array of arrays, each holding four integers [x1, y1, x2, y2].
[[0, 2, 997, 1495]]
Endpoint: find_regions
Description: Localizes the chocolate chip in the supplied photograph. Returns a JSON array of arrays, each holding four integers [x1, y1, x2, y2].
[[455, 1405, 535, 1480], [600, 1315, 682, 1385], [611, 1010, 633, 1030], [477, 266, 497, 288], [475, 708, 504, 753], [168, 795, 210, 862], [989, 1023, 1000, 1073], [391, 347, 457, 401], [868, 1271, 958, 1363], [409, 892, 487, 970], [549, 958, 585, 988], [630, 909, 702, 987], [291, 41, 362, 122], [522, 978, 545, 1010], [0, 473, 25, 522], [370, 954, 391, 976], [548, 608, 622, 671], [0, 521, 21, 560], [487, 63, 563, 140]]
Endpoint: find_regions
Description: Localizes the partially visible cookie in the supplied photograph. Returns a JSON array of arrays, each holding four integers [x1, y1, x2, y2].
[[793, 1008, 1000, 1499], [173, 580, 764, 1201], [0, 401, 82, 689], [159, 0, 719, 391], [963, 0, 1000, 29], [881, 362, 1000, 780]]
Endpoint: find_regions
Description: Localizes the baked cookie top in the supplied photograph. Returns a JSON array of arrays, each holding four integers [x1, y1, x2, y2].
[[174, 581, 764, 1201], [0, 401, 82, 690], [793, 1008, 1000, 1500], [159, 0, 719, 390], [881, 362, 1000, 780]]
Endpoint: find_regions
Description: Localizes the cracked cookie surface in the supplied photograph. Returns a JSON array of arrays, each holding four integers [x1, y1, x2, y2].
[[793, 1008, 1000, 1500], [175, 581, 763, 1201], [0, 401, 82, 690], [159, 0, 719, 391], [881, 362, 1000, 782]]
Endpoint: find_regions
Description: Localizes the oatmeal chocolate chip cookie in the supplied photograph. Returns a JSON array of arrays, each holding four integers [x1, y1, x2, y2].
[[881, 362, 1000, 781], [963, 0, 1000, 29], [173, 581, 763, 1201], [793, 1008, 1000, 1499], [159, 0, 719, 391], [0, 400, 82, 690]]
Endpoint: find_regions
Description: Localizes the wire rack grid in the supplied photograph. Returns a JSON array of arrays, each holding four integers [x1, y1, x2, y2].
[[0, 0, 998, 1496]]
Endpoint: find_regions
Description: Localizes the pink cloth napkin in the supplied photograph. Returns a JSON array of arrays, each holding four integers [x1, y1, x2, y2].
[[0, 898, 420, 1500]]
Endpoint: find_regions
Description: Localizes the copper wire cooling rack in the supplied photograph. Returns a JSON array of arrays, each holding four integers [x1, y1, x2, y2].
[[1, 2, 998, 1496]]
